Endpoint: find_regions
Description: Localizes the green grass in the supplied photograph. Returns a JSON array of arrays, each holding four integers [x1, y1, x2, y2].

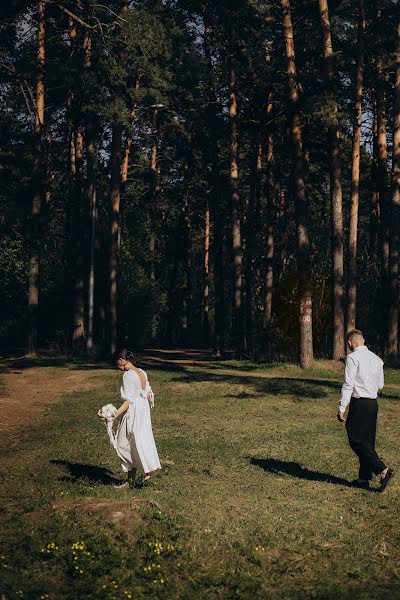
[[0, 361, 399, 600]]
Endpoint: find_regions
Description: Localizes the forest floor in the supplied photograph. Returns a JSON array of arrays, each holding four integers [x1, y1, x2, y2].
[[0, 351, 399, 600]]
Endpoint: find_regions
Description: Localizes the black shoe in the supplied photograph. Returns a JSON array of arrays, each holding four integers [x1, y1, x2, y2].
[[379, 469, 394, 493], [351, 479, 370, 489], [135, 476, 151, 489]]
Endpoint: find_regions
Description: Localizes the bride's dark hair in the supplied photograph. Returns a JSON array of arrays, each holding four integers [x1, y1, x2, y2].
[[114, 348, 136, 363]]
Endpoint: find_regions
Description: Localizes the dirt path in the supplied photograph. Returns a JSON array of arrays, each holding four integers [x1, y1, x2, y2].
[[0, 359, 110, 435]]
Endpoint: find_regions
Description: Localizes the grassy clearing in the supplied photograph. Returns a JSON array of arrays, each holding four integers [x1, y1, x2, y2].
[[0, 360, 399, 600]]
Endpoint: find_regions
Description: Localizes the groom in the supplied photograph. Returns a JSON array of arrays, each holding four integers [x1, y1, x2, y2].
[[337, 329, 394, 492]]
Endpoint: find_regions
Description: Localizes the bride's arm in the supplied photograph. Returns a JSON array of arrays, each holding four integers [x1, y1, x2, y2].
[[113, 400, 129, 420]]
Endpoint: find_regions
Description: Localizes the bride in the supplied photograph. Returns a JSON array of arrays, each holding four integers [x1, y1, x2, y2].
[[112, 349, 161, 488]]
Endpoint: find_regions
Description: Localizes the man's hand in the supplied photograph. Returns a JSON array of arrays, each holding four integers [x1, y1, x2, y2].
[[337, 411, 345, 423]]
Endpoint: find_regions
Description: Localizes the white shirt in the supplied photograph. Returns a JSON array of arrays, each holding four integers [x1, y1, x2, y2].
[[339, 346, 384, 413]]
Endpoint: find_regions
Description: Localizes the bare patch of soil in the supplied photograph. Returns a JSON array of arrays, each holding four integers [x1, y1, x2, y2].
[[23, 496, 160, 539], [51, 497, 150, 537], [0, 359, 110, 436]]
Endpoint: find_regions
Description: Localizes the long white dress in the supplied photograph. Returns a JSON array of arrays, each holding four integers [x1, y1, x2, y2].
[[115, 368, 161, 474]]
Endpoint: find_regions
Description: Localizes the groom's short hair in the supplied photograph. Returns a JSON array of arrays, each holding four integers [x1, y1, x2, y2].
[[347, 329, 364, 343]]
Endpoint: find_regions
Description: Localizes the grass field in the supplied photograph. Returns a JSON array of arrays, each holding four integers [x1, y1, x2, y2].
[[0, 358, 399, 600]]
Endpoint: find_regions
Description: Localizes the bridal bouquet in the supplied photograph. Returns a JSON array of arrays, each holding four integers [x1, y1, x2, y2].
[[97, 404, 118, 450], [97, 404, 117, 421]]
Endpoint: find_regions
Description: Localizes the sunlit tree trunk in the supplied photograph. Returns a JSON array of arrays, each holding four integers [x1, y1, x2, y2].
[[347, 0, 365, 333], [281, 0, 313, 368], [108, 0, 129, 356], [318, 0, 344, 359], [388, 15, 400, 362], [229, 61, 243, 355], [27, 0, 46, 356]]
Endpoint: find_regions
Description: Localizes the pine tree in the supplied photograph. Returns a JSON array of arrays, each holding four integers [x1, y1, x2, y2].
[[280, 0, 313, 368]]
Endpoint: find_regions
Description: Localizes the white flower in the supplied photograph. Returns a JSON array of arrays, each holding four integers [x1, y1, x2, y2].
[[97, 404, 117, 421]]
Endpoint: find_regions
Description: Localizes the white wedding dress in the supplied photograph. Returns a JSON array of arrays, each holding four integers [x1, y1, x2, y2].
[[115, 368, 161, 474]]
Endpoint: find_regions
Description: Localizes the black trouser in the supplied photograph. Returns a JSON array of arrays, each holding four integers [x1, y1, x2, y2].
[[346, 397, 386, 480]]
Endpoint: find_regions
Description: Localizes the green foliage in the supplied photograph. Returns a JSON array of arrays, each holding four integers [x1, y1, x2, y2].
[[0, 225, 27, 342], [0, 0, 398, 359]]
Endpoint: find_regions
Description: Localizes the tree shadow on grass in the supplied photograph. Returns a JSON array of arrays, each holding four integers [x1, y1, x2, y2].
[[247, 456, 356, 488], [380, 391, 400, 401], [51, 459, 122, 486], [172, 371, 336, 399]]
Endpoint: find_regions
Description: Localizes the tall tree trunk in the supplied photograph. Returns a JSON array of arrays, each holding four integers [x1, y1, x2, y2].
[[277, 188, 288, 284], [180, 185, 191, 342], [281, 0, 313, 368], [203, 199, 210, 343], [370, 92, 380, 255], [375, 0, 389, 284], [149, 106, 160, 341], [203, 9, 225, 355], [72, 125, 86, 346], [84, 30, 97, 353], [388, 15, 400, 362], [86, 126, 97, 353], [318, 0, 345, 358], [347, 0, 365, 333], [263, 91, 275, 329], [109, 114, 123, 356], [27, 0, 46, 356], [67, 18, 86, 351], [87, 177, 97, 353], [229, 62, 243, 355], [149, 106, 160, 284], [108, 0, 129, 356], [245, 132, 262, 356]]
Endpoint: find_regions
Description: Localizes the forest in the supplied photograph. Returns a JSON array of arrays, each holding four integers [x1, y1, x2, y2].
[[1, 0, 399, 367]]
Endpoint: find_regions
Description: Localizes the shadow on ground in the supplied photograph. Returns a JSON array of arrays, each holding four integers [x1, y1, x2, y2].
[[51, 459, 122, 485], [246, 456, 378, 490], [172, 371, 338, 399], [0, 356, 111, 374]]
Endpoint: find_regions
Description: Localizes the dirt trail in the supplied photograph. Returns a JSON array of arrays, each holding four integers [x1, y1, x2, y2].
[[0, 360, 110, 434]]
